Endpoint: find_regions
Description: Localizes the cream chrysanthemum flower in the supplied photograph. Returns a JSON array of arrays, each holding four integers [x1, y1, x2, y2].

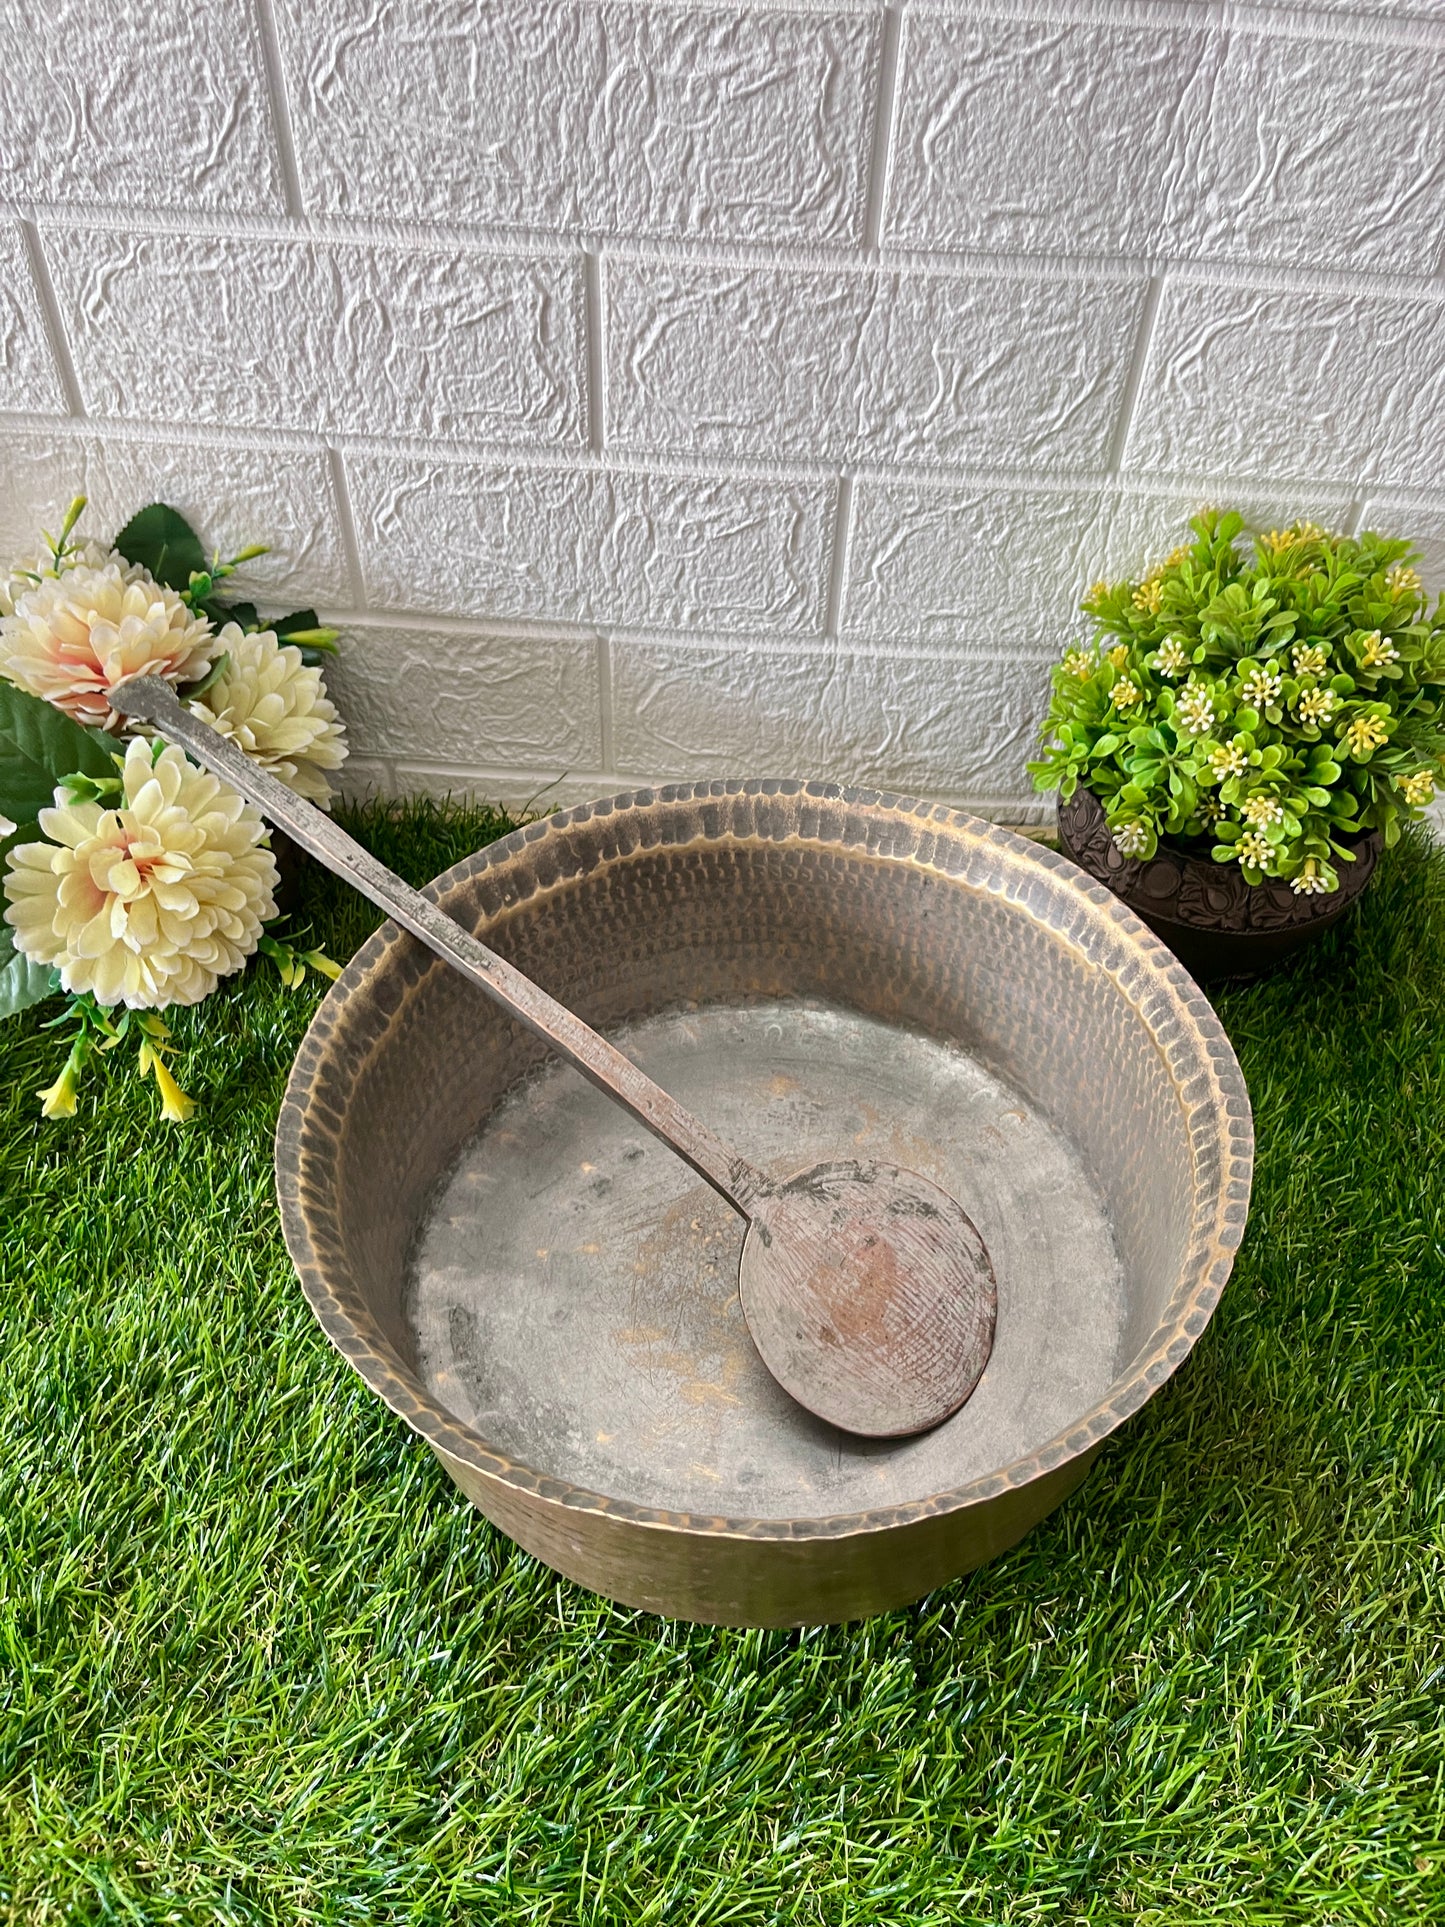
[[187, 627, 348, 807], [0, 561, 217, 729], [0, 540, 139, 618], [3, 737, 277, 1008]]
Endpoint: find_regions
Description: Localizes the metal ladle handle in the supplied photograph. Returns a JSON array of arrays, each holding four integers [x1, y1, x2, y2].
[[111, 677, 768, 1217]]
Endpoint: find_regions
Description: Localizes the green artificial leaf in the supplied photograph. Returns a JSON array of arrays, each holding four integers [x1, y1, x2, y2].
[[0, 917, 53, 1019], [114, 503, 206, 593], [273, 609, 340, 665], [0, 682, 118, 826]]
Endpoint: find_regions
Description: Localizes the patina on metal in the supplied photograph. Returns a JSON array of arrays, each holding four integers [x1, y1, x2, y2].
[[249, 779, 1254, 1625], [113, 675, 995, 1439]]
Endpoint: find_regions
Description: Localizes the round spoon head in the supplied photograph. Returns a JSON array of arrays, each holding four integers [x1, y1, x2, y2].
[[738, 1160, 997, 1439]]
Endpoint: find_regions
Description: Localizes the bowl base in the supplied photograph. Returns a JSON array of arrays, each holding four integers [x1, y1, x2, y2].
[[406, 996, 1127, 1523]]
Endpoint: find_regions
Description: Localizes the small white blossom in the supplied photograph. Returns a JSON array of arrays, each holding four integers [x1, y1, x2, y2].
[[1358, 630, 1400, 670], [1238, 663, 1283, 710], [1208, 738, 1249, 782], [1290, 860, 1333, 896], [1111, 819, 1150, 858], [1240, 794, 1285, 828], [1111, 678, 1143, 710], [1062, 649, 1095, 679], [1296, 688, 1337, 728], [1238, 830, 1273, 869], [1153, 635, 1190, 678], [1291, 642, 1328, 678], [1175, 682, 1216, 736]]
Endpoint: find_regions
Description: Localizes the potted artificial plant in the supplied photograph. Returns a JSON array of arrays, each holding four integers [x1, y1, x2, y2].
[[1030, 510, 1445, 979]]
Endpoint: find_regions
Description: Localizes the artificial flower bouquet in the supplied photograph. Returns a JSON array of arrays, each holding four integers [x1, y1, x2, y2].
[[1030, 510, 1445, 895], [0, 497, 349, 1121]]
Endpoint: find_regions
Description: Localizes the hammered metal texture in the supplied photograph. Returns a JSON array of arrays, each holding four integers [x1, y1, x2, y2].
[[276, 782, 1254, 1626]]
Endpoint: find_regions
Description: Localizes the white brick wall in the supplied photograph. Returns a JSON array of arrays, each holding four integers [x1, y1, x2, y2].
[[3, 0, 1444, 820]]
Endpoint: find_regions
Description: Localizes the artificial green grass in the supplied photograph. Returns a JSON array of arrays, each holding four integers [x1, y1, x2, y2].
[[1, 797, 1443, 1925]]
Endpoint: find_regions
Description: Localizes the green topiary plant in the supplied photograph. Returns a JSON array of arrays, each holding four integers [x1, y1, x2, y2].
[[1029, 510, 1445, 895]]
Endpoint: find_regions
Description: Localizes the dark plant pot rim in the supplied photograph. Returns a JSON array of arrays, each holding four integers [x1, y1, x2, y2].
[[1056, 783, 1382, 976]]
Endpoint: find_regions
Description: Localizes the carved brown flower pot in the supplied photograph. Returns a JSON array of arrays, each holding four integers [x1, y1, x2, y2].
[[1058, 785, 1382, 982]]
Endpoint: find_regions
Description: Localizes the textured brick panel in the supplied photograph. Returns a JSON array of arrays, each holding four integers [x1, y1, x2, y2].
[[611, 639, 1048, 800], [388, 764, 617, 811], [1126, 280, 1445, 488], [0, 0, 283, 211], [0, 430, 352, 606], [0, 224, 62, 412], [843, 482, 1110, 653], [334, 756, 394, 803], [606, 259, 1145, 469], [326, 623, 602, 767], [45, 228, 585, 447], [1191, 28, 1445, 275], [275, 0, 877, 243], [887, 13, 1213, 259], [348, 456, 833, 635]]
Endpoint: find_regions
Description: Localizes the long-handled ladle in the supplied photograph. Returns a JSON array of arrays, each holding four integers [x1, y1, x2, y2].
[[114, 676, 996, 1438]]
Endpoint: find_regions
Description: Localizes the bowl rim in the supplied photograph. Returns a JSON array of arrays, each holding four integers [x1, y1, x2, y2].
[[276, 779, 1254, 1544]]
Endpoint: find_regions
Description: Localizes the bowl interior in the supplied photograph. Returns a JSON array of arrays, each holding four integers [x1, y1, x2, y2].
[[281, 787, 1251, 1530]]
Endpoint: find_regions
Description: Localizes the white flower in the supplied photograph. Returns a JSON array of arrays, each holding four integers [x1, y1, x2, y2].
[[1241, 794, 1285, 828], [3, 736, 277, 1009], [1296, 688, 1337, 728], [1358, 630, 1400, 670], [1175, 681, 1216, 737], [0, 539, 137, 618], [1238, 831, 1273, 869], [0, 561, 217, 730], [1111, 819, 1150, 858], [1291, 642, 1328, 678], [1062, 649, 1095, 679], [1153, 635, 1190, 678], [1238, 663, 1283, 710], [1111, 677, 1143, 710], [1290, 860, 1333, 896], [1207, 738, 1249, 782], [188, 627, 348, 807]]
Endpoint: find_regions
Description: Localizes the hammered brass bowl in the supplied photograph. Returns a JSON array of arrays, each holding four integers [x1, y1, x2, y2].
[[277, 782, 1252, 1626]]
